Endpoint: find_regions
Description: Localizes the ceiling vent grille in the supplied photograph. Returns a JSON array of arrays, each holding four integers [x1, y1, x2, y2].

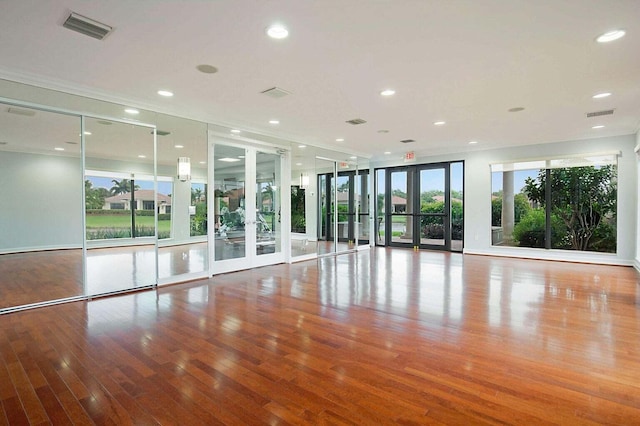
[[260, 87, 291, 98], [346, 118, 367, 125], [151, 130, 171, 136], [7, 107, 36, 117], [63, 12, 112, 40], [586, 109, 614, 118], [400, 139, 415, 144]]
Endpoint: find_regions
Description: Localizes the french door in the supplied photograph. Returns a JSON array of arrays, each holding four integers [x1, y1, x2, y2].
[[378, 162, 463, 251], [210, 141, 284, 274]]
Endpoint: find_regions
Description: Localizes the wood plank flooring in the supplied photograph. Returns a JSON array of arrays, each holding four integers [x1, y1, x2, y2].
[[1, 248, 640, 424]]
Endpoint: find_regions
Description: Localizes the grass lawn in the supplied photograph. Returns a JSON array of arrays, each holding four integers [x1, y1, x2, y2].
[[86, 215, 171, 233]]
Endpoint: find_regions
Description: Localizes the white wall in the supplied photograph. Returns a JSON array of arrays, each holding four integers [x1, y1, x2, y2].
[[372, 134, 637, 265], [0, 151, 83, 252], [635, 130, 640, 270]]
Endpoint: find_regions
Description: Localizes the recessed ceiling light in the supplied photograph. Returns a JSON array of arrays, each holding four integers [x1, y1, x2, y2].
[[592, 125, 605, 129], [238, 155, 245, 159], [335, 138, 344, 142], [230, 129, 241, 134], [266, 24, 289, 39], [596, 30, 625, 43], [269, 120, 280, 125], [138, 155, 146, 158], [79, 131, 92, 136], [380, 89, 396, 96], [174, 144, 184, 149], [592, 92, 612, 99], [508, 107, 525, 112], [199, 161, 206, 164], [350, 156, 357, 159], [469, 141, 478, 145], [384, 151, 391, 155], [295, 162, 302, 166], [196, 64, 218, 74], [125, 108, 140, 114], [298, 145, 306, 148], [433, 121, 446, 126], [157, 90, 174, 97], [54, 147, 65, 151], [218, 157, 240, 162]]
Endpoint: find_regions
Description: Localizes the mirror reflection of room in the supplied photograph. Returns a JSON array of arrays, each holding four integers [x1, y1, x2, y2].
[[0, 103, 84, 309]]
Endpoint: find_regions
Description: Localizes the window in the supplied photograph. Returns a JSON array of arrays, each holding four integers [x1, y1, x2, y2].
[[143, 200, 155, 210], [491, 154, 617, 253]]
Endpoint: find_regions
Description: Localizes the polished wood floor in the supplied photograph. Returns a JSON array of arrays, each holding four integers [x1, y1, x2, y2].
[[0, 244, 208, 311], [2, 248, 640, 424]]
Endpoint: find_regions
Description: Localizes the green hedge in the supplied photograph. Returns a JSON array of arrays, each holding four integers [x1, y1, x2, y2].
[[86, 209, 170, 221]]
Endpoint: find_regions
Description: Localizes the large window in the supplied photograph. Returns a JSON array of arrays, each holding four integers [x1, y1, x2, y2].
[[491, 154, 617, 253]]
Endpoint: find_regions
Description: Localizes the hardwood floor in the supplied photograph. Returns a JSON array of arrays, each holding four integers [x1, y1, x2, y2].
[[0, 244, 209, 311], [1, 248, 640, 424]]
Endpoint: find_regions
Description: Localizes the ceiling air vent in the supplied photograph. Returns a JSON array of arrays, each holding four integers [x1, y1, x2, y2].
[[346, 118, 367, 125], [7, 107, 36, 117], [260, 87, 291, 98], [586, 109, 614, 118], [151, 130, 171, 136], [400, 139, 415, 144], [63, 12, 112, 40]]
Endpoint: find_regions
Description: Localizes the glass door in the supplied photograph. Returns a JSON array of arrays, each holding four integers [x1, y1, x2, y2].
[[388, 168, 415, 247], [253, 150, 282, 267], [418, 165, 448, 249], [210, 141, 284, 273], [379, 162, 460, 251]]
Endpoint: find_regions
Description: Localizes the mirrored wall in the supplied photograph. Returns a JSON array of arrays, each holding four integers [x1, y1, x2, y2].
[[0, 80, 209, 312], [0, 102, 84, 309], [290, 145, 370, 260]]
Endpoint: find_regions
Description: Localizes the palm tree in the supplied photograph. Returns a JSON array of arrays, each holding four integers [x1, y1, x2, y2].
[[191, 187, 203, 203], [110, 179, 139, 195]]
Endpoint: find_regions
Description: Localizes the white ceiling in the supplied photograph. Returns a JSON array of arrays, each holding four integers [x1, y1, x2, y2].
[[0, 0, 639, 161]]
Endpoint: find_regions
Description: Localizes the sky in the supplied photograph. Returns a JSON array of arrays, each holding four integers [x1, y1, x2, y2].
[[491, 170, 538, 194], [87, 176, 173, 196]]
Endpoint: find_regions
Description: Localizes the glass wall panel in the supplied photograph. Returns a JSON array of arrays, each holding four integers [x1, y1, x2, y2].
[[156, 114, 208, 282], [84, 117, 156, 294], [356, 167, 370, 245], [256, 150, 281, 256], [451, 162, 464, 252], [213, 144, 246, 261], [316, 157, 335, 255], [548, 166, 617, 252], [491, 167, 540, 247], [0, 103, 84, 310], [491, 158, 617, 253], [290, 151, 317, 258], [375, 168, 386, 245]]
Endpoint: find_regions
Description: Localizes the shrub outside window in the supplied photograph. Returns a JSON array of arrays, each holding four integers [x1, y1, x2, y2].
[[491, 154, 617, 253]]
